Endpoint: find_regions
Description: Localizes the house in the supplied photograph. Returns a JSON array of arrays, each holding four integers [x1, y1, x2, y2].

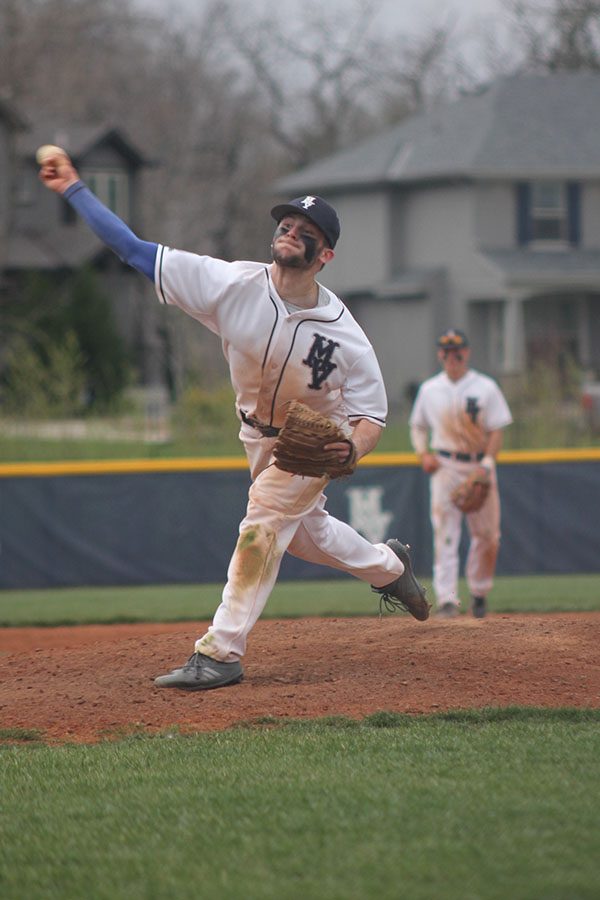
[[0, 104, 162, 386], [273, 72, 600, 404]]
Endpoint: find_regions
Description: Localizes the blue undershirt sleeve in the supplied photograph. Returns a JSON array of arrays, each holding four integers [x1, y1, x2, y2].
[[63, 181, 158, 281]]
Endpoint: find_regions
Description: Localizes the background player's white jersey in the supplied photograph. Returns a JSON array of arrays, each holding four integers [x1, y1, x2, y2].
[[155, 248, 387, 430], [409, 369, 512, 454]]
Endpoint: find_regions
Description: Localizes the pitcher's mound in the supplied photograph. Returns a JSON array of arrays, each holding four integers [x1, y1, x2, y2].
[[1, 613, 598, 743]]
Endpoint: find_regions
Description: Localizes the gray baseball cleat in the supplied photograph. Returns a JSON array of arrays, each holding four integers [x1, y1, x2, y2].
[[471, 596, 487, 618], [372, 539, 431, 621], [436, 601, 459, 618], [154, 653, 243, 690]]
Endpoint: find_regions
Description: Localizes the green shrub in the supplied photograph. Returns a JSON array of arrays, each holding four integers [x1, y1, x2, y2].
[[0, 267, 132, 414], [170, 380, 237, 443], [1, 330, 86, 418], [502, 356, 593, 448], [59, 268, 132, 411]]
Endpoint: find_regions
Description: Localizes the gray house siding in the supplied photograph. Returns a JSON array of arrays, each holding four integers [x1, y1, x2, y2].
[[0, 102, 26, 277], [274, 72, 600, 397], [319, 189, 391, 294], [0, 127, 9, 270], [0, 113, 164, 394], [346, 295, 434, 403], [475, 182, 515, 250], [582, 182, 600, 249], [15, 165, 68, 234]]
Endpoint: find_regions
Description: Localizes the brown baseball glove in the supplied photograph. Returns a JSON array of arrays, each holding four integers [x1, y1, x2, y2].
[[451, 467, 491, 513], [273, 401, 357, 479]]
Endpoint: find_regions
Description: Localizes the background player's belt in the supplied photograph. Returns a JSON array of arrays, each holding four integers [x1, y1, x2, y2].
[[437, 450, 484, 463]]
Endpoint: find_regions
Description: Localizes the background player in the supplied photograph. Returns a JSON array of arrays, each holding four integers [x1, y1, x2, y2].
[[39, 148, 429, 691], [409, 329, 512, 618]]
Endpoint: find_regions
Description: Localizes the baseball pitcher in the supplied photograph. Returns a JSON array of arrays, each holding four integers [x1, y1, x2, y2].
[[39, 147, 430, 691], [409, 329, 512, 618]]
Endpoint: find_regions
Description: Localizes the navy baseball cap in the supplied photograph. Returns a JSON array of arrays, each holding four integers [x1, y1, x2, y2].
[[437, 328, 469, 349], [270, 195, 341, 249]]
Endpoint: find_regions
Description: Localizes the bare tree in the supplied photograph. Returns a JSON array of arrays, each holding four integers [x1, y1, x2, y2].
[[507, 0, 600, 71], [210, 0, 463, 168], [0, 0, 492, 392]]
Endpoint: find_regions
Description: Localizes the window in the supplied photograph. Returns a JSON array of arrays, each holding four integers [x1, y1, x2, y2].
[[530, 182, 566, 242], [516, 181, 581, 247], [82, 169, 130, 220]]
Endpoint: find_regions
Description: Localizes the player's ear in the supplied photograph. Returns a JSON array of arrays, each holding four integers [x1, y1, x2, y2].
[[318, 247, 335, 266]]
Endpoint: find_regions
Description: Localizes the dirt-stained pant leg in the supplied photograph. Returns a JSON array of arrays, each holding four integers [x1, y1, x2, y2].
[[431, 461, 501, 607], [465, 483, 501, 598], [196, 461, 327, 661], [196, 425, 402, 661], [430, 465, 463, 606]]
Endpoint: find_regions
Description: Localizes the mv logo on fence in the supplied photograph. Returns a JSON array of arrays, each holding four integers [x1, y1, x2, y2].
[[346, 486, 393, 544]]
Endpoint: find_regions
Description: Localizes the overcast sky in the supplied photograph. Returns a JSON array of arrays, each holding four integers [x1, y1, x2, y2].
[[354, 0, 508, 33], [136, 0, 510, 34], [134, 0, 513, 74]]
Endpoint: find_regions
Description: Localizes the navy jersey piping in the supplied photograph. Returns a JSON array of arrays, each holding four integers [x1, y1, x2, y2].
[[348, 413, 386, 425], [157, 246, 167, 303], [262, 267, 279, 371]]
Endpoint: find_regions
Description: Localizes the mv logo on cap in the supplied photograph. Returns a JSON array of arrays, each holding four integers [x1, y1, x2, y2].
[[300, 196, 316, 209]]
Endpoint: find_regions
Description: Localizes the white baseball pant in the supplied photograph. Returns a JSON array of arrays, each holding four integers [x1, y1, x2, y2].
[[430, 460, 501, 609], [196, 424, 403, 661]]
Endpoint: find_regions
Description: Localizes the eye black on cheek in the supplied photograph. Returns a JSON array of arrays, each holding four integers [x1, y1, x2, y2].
[[300, 234, 318, 262]]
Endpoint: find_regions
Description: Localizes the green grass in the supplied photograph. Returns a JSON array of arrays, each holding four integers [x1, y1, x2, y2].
[[0, 432, 246, 462], [1, 417, 599, 463], [0, 573, 598, 627], [2, 573, 598, 899], [1, 710, 599, 900], [0, 421, 415, 462]]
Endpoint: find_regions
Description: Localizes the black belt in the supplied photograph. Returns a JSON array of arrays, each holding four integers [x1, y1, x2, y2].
[[240, 409, 280, 438], [437, 450, 484, 463]]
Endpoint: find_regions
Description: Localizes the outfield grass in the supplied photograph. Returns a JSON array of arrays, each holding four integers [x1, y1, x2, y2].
[[1, 710, 598, 900], [0, 573, 598, 627], [1, 420, 599, 462], [2, 579, 598, 899]]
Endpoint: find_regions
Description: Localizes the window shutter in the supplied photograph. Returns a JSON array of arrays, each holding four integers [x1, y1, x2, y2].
[[567, 182, 581, 246], [516, 182, 531, 245]]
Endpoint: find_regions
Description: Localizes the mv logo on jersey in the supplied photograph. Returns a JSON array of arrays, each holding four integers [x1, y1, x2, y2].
[[303, 333, 339, 389], [466, 397, 481, 423]]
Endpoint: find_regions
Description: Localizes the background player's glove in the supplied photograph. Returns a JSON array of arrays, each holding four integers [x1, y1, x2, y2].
[[273, 401, 357, 479], [451, 467, 491, 513]]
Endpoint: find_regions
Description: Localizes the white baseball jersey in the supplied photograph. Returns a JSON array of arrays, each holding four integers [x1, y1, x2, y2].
[[409, 369, 512, 453], [155, 248, 387, 430]]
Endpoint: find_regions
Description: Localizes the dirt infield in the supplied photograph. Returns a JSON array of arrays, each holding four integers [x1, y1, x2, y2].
[[1, 613, 599, 743]]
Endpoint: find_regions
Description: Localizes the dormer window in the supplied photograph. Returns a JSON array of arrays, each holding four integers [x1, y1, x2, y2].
[[83, 169, 130, 220], [516, 180, 581, 248]]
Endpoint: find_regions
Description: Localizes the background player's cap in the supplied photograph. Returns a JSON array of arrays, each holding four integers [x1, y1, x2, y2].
[[437, 328, 469, 349], [270, 195, 340, 249]]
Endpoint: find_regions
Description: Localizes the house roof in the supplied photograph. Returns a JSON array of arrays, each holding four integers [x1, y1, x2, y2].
[[18, 120, 150, 166], [343, 268, 443, 300], [6, 231, 107, 271], [275, 72, 600, 194], [483, 248, 600, 286]]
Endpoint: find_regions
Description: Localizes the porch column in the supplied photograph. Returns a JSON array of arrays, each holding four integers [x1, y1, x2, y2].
[[503, 291, 526, 374]]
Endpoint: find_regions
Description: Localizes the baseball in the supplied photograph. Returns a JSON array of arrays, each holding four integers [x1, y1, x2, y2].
[[36, 144, 67, 165]]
